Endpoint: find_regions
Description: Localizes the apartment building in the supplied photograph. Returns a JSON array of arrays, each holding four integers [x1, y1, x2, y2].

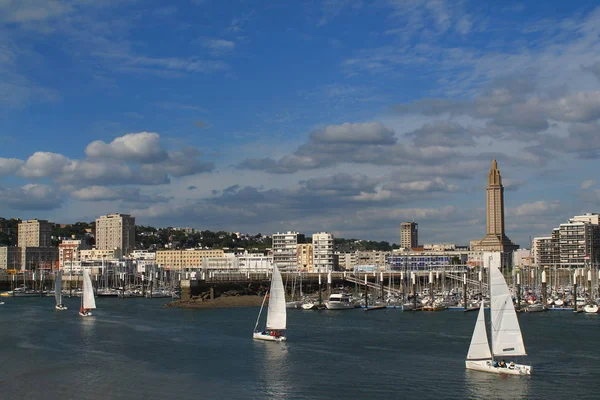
[[156, 249, 225, 270], [95, 213, 136, 255], [312, 232, 334, 272], [18, 219, 52, 248], [58, 239, 91, 269], [272, 232, 305, 271], [296, 243, 313, 271], [0, 246, 20, 270], [400, 222, 418, 250]]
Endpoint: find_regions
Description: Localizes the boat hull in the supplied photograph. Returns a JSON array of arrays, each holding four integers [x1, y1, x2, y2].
[[55, 305, 68, 311], [253, 332, 286, 342], [79, 311, 93, 317], [466, 360, 531, 375], [584, 304, 599, 313], [324, 302, 355, 310]]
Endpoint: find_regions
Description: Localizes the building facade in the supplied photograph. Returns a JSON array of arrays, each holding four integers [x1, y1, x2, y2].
[[156, 249, 225, 270], [272, 232, 305, 271], [95, 213, 136, 255], [312, 232, 334, 272], [400, 222, 418, 249], [296, 243, 313, 271], [58, 239, 91, 269], [21, 247, 58, 270], [0, 246, 20, 270], [18, 219, 53, 248]]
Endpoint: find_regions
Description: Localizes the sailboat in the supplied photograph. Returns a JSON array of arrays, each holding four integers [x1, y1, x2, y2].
[[55, 270, 67, 310], [253, 265, 287, 342], [79, 269, 96, 317], [465, 252, 532, 375]]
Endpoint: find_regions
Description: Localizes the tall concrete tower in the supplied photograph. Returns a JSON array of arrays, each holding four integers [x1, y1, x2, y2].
[[472, 160, 518, 252]]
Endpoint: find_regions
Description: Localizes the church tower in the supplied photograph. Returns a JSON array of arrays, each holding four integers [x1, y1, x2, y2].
[[472, 160, 518, 253]]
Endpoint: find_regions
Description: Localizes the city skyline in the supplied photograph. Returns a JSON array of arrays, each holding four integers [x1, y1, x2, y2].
[[2, 1, 600, 247]]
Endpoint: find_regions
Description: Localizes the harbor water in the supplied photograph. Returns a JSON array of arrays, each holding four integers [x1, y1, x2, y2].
[[0, 297, 598, 399]]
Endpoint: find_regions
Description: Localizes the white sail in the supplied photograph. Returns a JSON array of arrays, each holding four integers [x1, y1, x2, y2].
[[487, 252, 526, 357], [55, 270, 63, 305], [82, 269, 96, 310], [265, 265, 286, 330], [467, 301, 492, 360]]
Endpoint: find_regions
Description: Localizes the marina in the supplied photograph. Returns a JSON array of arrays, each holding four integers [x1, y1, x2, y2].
[[0, 296, 599, 399]]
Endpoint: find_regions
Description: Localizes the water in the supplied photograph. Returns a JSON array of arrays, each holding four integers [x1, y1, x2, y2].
[[0, 297, 598, 399]]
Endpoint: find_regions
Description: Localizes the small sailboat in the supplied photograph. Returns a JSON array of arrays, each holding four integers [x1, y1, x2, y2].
[[79, 269, 96, 317], [253, 265, 287, 342], [465, 253, 532, 375], [55, 270, 67, 310]]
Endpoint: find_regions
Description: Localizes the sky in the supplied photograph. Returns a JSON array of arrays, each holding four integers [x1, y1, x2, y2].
[[1, 0, 600, 247]]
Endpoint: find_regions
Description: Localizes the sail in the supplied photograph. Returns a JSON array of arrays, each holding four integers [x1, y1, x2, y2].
[[55, 270, 63, 305], [82, 269, 97, 310], [266, 265, 286, 330], [487, 252, 526, 357], [467, 301, 492, 360]]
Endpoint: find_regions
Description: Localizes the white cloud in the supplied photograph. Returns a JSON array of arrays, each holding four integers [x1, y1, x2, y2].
[[202, 38, 235, 51], [85, 132, 168, 163], [18, 152, 70, 178], [0, 183, 63, 210], [511, 201, 561, 217], [0, 158, 24, 176]]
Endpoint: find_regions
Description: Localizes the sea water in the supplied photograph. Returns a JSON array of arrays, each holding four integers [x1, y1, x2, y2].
[[0, 297, 598, 399]]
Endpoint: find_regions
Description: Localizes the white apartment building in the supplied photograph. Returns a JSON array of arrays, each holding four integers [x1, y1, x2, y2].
[[18, 219, 52, 248], [312, 232, 334, 272], [559, 220, 600, 267], [95, 213, 136, 255], [272, 232, 304, 271]]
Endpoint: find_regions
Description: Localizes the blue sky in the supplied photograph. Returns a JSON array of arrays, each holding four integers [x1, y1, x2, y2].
[[2, 0, 600, 247]]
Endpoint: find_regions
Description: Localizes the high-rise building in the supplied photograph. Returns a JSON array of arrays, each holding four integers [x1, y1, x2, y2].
[[471, 160, 518, 253], [312, 232, 334, 272], [272, 232, 305, 271], [296, 244, 313, 271], [95, 213, 136, 255], [400, 222, 418, 249], [17, 219, 53, 248]]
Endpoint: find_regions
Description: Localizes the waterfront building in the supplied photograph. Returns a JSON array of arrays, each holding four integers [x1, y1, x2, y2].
[[21, 246, 58, 270], [532, 232, 560, 268], [296, 243, 313, 271], [388, 249, 467, 270], [358, 250, 390, 268], [95, 213, 136, 255], [559, 219, 600, 268], [18, 219, 52, 248], [423, 243, 456, 251], [0, 246, 20, 270], [156, 249, 225, 270], [400, 222, 418, 249], [336, 251, 359, 271], [80, 248, 123, 262], [272, 232, 305, 271], [312, 232, 334, 273], [512, 248, 532, 268], [59, 239, 91, 269], [471, 160, 518, 268]]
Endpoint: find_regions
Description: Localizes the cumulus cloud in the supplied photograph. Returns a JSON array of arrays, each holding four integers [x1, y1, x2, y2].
[[0, 183, 63, 210], [85, 132, 168, 163], [0, 158, 25, 176], [237, 121, 463, 173], [18, 152, 71, 178]]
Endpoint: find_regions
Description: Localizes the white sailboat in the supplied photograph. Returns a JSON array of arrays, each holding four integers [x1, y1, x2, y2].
[[79, 269, 96, 317], [465, 253, 532, 375], [253, 265, 287, 342], [55, 270, 67, 310]]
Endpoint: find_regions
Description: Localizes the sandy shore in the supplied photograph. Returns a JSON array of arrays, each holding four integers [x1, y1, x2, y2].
[[165, 295, 265, 309]]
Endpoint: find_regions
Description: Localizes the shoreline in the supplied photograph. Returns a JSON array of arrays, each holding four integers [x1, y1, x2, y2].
[[165, 295, 265, 309]]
